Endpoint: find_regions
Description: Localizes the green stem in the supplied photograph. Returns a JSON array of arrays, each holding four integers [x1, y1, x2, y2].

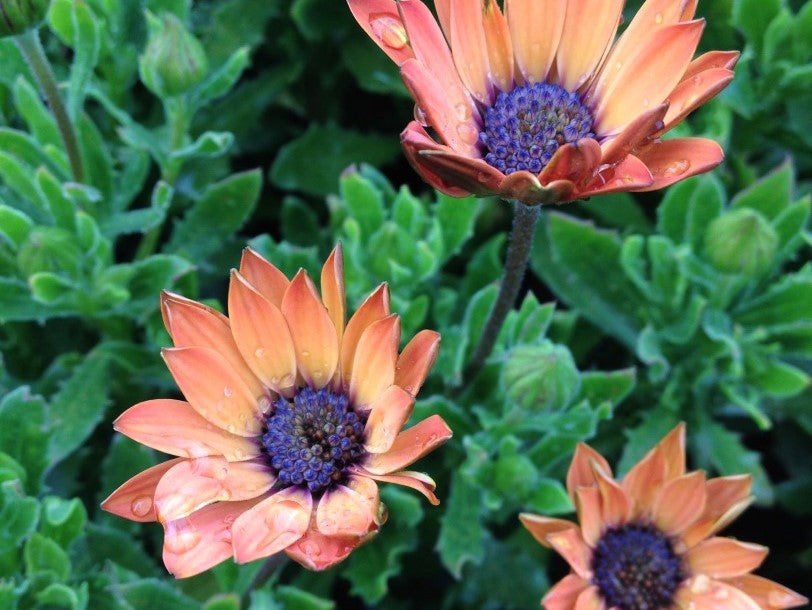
[[16, 29, 84, 182], [463, 200, 541, 380]]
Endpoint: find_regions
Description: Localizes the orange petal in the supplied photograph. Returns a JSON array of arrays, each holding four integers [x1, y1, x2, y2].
[[449, 0, 492, 104], [321, 244, 346, 342], [599, 103, 669, 165], [353, 467, 440, 505], [285, 528, 362, 571], [723, 574, 809, 610], [543, 574, 590, 610], [100, 458, 183, 522], [281, 270, 339, 389], [519, 513, 578, 549], [364, 414, 452, 474], [546, 527, 593, 579], [505, 0, 565, 83], [162, 346, 263, 437], [347, 0, 414, 66], [704, 475, 753, 521], [363, 385, 415, 453], [622, 452, 667, 521], [593, 462, 631, 527], [316, 484, 375, 538], [659, 421, 687, 479], [434, 0, 451, 38], [499, 172, 576, 204], [652, 470, 706, 535], [345, 474, 384, 525], [683, 496, 755, 549], [239, 248, 290, 308], [676, 576, 761, 610], [340, 283, 391, 387], [686, 537, 768, 578], [566, 442, 612, 501], [540, 139, 602, 187], [481, 0, 513, 92], [154, 457, 275, 522], [556, 0, 624, 92], [575, 485, 603, 547], [576, 154, 653, 197], [114, 399, 260, 461], [681, 50, 740, 80], [394, 329, 440, 396], [574, 586, 604, 610], [228, 270, 297, 395], [662, 68, 734, 132], [350, 314, 401, 409], [635, 138, 723, 192], [162, 498, 261, 578], [232, 487, 312, 563]]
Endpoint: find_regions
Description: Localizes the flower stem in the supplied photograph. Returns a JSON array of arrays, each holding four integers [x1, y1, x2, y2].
[[464, 200, 541, 379], [16, 29, 84, 183], [240, 554, 288, 607]]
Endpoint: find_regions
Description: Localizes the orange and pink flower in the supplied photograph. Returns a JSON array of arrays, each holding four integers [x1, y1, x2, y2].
[[102, 245, 451, 577], [348, 0, 738, 204]]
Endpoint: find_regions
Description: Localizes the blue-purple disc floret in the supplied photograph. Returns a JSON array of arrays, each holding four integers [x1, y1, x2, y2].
[[479, 82, 595, 175]]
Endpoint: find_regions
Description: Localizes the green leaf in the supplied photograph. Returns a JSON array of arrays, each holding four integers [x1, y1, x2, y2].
[[341, 35, 408, 96], [36, 582, 88, 609], [0, 452, 26, 485], [750, 360, 810, 398], [525, 477, 573, 514], [189, 46, 250, 110], [100, 180, 173, 237], [730, 160, 792, 220], [13, 77, 62, 155], [656, 174, 725, 249], [110, 578, 199, 610], [0, 277, 62, 322], [169, 131, 234, 162], [454, 284, 499, 377], [67, 0, 102, 120], [0, 386, 48, 492], [35, 167, 76, 232], [0, 204, 33, 248], [77, 523, 160, 577], [29, 272, 79, 304], [40, 497, 87, 549], [436, 192, 480, 260], [575, 368, 636, 409], [732, 0, 782, 52], [339, 171, 385, 239], [736, 271, 812, 331], [436, 472, 486, 578], [275, 586, 333, 610], [24, 532, 70, 581], [0, 480, 40, 555]]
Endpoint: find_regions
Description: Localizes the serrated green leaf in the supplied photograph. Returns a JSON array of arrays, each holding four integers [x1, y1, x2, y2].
[[0, 480, 40, 554], [732, 0, 781, 52], [0, 386, 48, 492], [730, 160, 792, 220], [525, 477, 572, 515], [575, 368, 636, 409], [0, 204, 33, 248], [169, 131, 234, 161], [13, 77, 62, 154], [76, 523, 160, 577], [25, 532, 70, 581], [275, 586, 333, 610], [35, 167, 76, 232], [436, 192, 479, 260], [436, 472, 485, 578], [751, 360, 810, 398], [40, 497, 87, 549], [656, 175, 725, 248], [111, 578, 199, 610], [617, 407, 681, 475], [339, 172, 385, 239], [189, 46, 250, 110]]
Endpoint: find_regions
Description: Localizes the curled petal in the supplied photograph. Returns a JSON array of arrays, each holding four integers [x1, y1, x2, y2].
[[352, 467, 440, 505], [363, 385, 415, 453], [576, 154, 653, 198], [316, 484, 375, 538], [600, 103, 668, 165], [543, 574, 590, 610], [723, 575, 809, 610], [652, 470, 706, 535], [686, 537, 768, 579], [340, 283, 390, 386], [285, 528, 363, 571], [546, 527, 593, 579], [364, 414, 452, 474], [321, 244, 346, 342], [566, 442, 612, 501], [395, 329, 440, 396], [239, 248, 290, 308], [506, 0, 565, 84], [499, 172, 575, 204], [347, 0, 414, 66], [350, 314, 401, 410], [100, 458, 183, 522], [520, 512, 578, 549], [682, 50, 740, 80], [662, 68, 734, 132], [635, 138, 724, 192], [540, 138, 603, 187]]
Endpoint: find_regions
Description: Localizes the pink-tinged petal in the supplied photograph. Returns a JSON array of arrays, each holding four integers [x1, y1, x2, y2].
[[635, 138, 723, 192], [350, 315, 400, 410], [449, 0, 491, 104], [546, 527, 593, 580], [543, 574, 590, 610], [682, 50, 740, 81], [499, 173, 576, 205], [154, 457, 275, 523], [232, 487, 312, 564], [340, 283, 390, 387], [353, 467, 440, 505], [100, 458, 183, 522], [676, 576, 761, 610], [285, 528, 362, 571], [556, 0, 624, 92], [239, 248, 290, 308], [321, 245, 346, 342], [540, 139, 602, 187], [281, 270, 339, 389], [506, 0, 565, 84], [594, 20, 705, 135], [621, 443, 667, 518], [395, 329, 440, 396], [575, 485, 603, 547], [160, 292, 264, 397], [228, 270, 297, 395], [434, 0, 451, 39], [566, 442, 612, 501], [600, 103, 669, 165], [316, 484, 375, 538], [345, 474, 384, 525], [574, 586, 605, 610], [652, 470, 706, 535], [364, 415, 452, 474], [481, 0, 513, 92], [686, 537, 768, 578], [162, 346, 263, 437], [162, 498, 261, 578], [363, 385, 415, 453], [723, 575, 809, 609], [576, 154, 654, 198], [662, 68, 734, 132], [348, 0, 413, 65], [593, 462, 631, 527], [519, 513, 578, 549], [114, 399, 260, 462]]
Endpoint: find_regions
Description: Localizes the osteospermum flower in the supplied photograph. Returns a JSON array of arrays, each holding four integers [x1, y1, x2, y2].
[[101, 245, 452, 577], [348, 0, 739, 204], [520, 424, 808, 610]]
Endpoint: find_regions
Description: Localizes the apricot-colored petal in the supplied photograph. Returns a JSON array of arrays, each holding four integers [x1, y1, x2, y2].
[[574, 586, 605, 610], [232, 487, 312, 563], [364, 414, 452, 474], [676, 576, 761, 610], [540, 139, 603, 187], [704, 475, 753, 520], [505, 0, 565, 83], [499, 172, 576, 204], [519, 513, 578, 549], [543, 574, 590, 610], [316, 484, 375, 538], [352, 467, 439, 504], [657, 421, 687, 479], [281, 270, 339, 389], [556, 0, 624, 92], [434, 0, 451, 38], [682, 50, 740, 80], [594, 20, 705, 135], [162, 498, 261, 578], [363, 385, 415, 453], [481, 0, 513, 92], [345, 474, 384, 525], [723, 575, 809, 609], [239, 248, 290, 308], [593, 462, 631, 527], [154, 457, 275, 523], [449, 0, 491, 104], [395, 329, 440, 396], [600, 103, 668, 165], [575, 485, 603, 547], [683, 495, 755, 549], [285, 528, 362, 571], [576, 154, 654, 198], [347, 0, 414, 66], [662, 68, 734, 132], [686, 537, 768, 578], [546, 527, 593, 579], [621, 443, 667, 518], [100, 458, 183, 522], [162, 346, 263, 437], [321, 244, 346, 342], [114, 399, 261, 462], [340, 283, 390, 387], [635, 138, 723, 192], [652, 470, 706, 535], [350, 315, 400, 409], [228, 270, 297, 395], [566, 442, 612, 501]]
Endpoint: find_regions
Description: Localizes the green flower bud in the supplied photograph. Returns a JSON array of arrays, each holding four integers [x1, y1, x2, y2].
[[502, 341, 581, 411], [139, 12, 208, 98], [0, 0, 49, 38], [17, 227, 82, 276], [704, 209, 778, 277]]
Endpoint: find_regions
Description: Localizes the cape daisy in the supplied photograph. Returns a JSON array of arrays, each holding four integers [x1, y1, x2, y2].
[[520, 424, 808, 610], [348, 0, 739, 204], [102, 245, 452, 577]]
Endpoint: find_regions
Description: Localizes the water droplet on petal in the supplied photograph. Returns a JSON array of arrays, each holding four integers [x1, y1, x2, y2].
[[301, 350, 310, 359], [712, 585, 729, 601], [369, 13, 408, 50], [223, 386, 234, 397], [657, 158, 690, 178], [258, 396, 273, 414], [130, 495, 153, 517], [303, 540, 321, 557], [654, 12, 664, 24], [255, 347, 266, 359], [227, 424, 237, 434], [164, 522, 202, 554], [454, 103, 471, 122], [414, 105, 429, 127], [690, 575, 711, 595], [456, 123, 479, 145]]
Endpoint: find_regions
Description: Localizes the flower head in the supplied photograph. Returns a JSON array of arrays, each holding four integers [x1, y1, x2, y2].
[[520, 424, 808, 610], [101, 245, 452, 577], [348, 0, 739, 204]]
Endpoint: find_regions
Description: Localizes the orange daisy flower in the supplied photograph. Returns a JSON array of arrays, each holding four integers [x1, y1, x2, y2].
[[520, 424, 808, 610], [347, 0, 739, 204], [101, 245, 451, 577]]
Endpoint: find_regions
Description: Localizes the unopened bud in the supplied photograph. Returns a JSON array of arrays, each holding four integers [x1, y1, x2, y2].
[[139, 12, 208, 97], [502, 341, 580, 411], [0, 0, 49, 38]]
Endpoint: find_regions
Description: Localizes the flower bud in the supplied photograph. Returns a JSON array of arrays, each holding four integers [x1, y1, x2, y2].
[[139, 12, 208, 98], [0, 0, 49, 38], [703, 208, 778, 277], [502, 341, 580, 411]]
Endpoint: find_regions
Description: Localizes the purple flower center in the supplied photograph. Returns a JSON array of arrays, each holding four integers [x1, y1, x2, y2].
[[591, 523, 685, 610], [478, 82, 595, 175], [261, 387, 366, 494]]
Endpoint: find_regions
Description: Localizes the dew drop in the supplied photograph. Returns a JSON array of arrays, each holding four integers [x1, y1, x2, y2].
[[368, 13, 408, 50], [255, 347, 266, 359], [301, 350, 311, 359], [227, 424, 237, 434], [456, 123, 479, 145], [454, 103, 471, 122], [657, 158, 690, 178], [130, 495, 153, 517], [303, 540, 321, 557], [654, 12, 664, 24], [258, 396, 273, 414], [690, 575, 711, 595], [223, 386, 234, 397], [413, 105, 429, 127], [164, 523, 202, 554], [712, 585, 729, 601]]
